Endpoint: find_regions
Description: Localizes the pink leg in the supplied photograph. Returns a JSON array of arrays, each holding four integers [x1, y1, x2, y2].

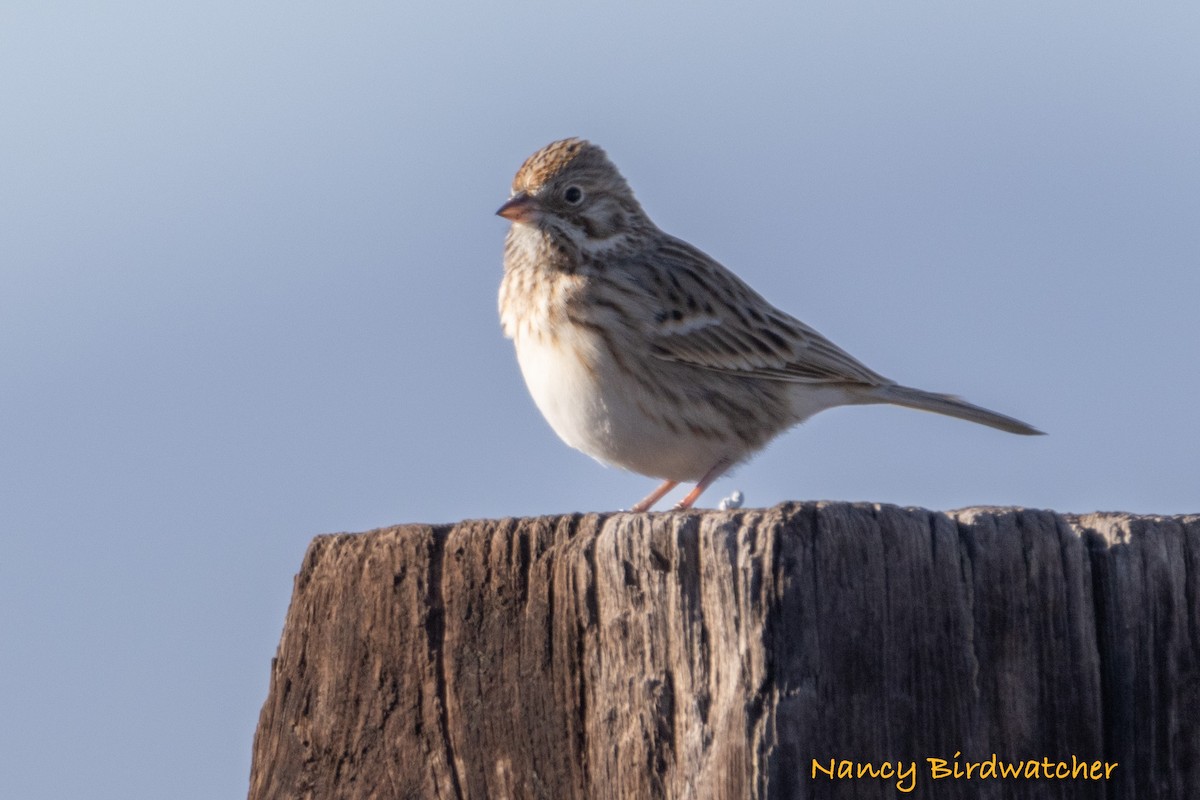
[[673, 458, 732, 510], [631, 479, 679, 513]]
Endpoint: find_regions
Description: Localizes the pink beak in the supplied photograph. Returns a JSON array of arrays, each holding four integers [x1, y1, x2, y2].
[[496, 193, 539, 224]]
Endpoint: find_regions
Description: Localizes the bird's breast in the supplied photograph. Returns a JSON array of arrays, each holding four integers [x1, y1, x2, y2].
[[499, 241, 749, 482], [506, 311, 737, 482], [511, 319, 614, 457]]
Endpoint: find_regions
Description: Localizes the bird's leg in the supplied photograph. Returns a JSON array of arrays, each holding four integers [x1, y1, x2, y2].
[[673, 458, 733, 510], [630, 480, 679, 513]]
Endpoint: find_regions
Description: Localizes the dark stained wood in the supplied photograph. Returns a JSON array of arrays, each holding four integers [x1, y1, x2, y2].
[[248, 504, 1200, 799]]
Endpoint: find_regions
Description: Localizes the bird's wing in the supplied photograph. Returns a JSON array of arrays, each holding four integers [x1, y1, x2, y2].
[[627, 236, 888, 386]]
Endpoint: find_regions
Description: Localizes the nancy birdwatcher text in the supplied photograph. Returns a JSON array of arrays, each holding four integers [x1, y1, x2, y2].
[[811, 754, 1118, 793]]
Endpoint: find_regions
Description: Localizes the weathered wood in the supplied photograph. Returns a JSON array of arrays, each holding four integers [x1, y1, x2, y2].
[[248, 504, 1200, 799]]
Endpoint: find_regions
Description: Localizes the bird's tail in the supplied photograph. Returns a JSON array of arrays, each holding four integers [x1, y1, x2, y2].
[[866, 384, 1044, 436]]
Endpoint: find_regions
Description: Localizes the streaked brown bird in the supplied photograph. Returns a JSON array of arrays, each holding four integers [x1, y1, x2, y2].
[[497, 138, 1041, 512]]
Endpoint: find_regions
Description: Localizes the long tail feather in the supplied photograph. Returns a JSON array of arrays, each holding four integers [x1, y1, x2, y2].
[[869, 384, 1044, 436]]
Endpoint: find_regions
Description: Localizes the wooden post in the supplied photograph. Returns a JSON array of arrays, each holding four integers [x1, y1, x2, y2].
[[248, 504, 1199, 799]]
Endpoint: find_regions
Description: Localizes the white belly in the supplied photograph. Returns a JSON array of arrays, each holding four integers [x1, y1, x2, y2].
[[513, 328, 729, 482]]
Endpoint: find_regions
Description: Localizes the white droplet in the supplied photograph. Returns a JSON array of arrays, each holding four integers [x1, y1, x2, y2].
[[718, 490, 744, 510]]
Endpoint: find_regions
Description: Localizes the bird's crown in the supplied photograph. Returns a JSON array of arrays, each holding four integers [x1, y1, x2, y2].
[[512, 138, 613, 195]]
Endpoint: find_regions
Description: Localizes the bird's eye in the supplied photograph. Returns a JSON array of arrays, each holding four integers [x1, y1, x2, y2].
[[563, 186, 584, 205]]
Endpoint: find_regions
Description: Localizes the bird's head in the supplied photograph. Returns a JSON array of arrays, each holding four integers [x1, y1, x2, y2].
[[497, 138, 651, 255]]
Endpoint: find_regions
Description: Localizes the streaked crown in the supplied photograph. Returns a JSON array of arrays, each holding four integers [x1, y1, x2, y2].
[[511, 138, 623, 196]]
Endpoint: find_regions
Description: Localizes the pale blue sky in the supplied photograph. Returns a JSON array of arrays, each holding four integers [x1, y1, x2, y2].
[[2, 3, 1197, 797]]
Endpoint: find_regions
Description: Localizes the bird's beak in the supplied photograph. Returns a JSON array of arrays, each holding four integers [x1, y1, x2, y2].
[[496, 193, 539, 225]]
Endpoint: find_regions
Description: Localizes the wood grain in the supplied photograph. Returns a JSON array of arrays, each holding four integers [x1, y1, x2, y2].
[[248, 504, 1200, 799]]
